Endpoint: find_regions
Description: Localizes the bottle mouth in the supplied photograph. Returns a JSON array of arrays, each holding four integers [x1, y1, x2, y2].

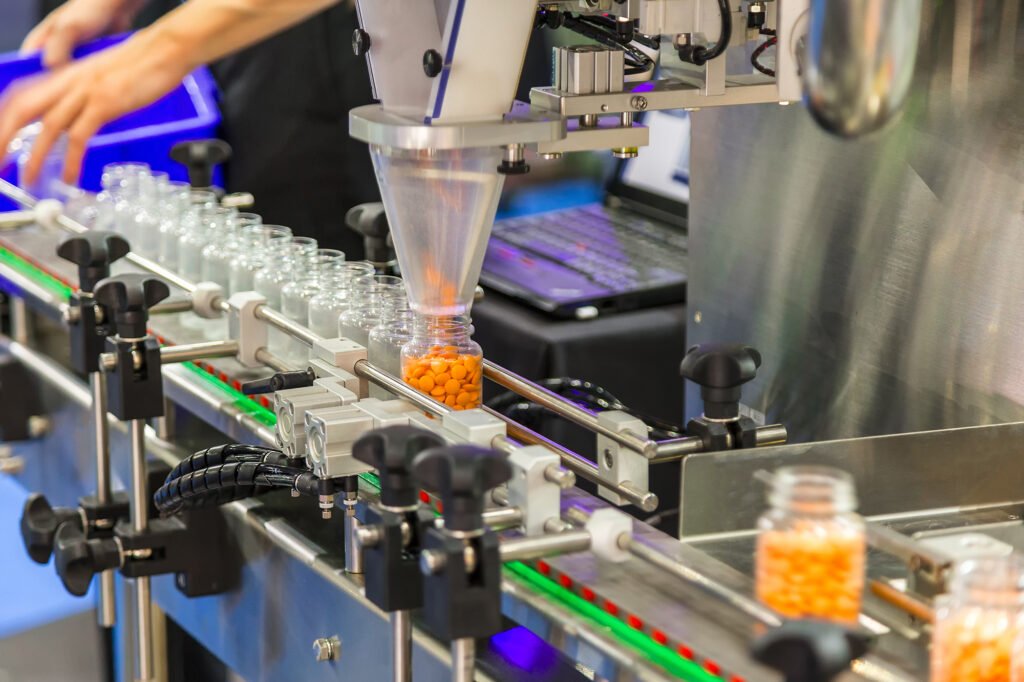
[[953, 556, 1024, 606], [767, 465, 858, 514]]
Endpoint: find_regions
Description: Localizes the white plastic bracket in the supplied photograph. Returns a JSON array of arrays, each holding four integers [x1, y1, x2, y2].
[[228, 291, 268, 367]]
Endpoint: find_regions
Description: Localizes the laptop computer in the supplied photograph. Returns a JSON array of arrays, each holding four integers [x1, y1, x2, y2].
[[480, 110, 691, 320]]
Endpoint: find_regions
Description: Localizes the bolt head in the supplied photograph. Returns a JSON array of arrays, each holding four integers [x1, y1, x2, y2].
[[630, 95, 648, 111], [312, 637, 340, 662]]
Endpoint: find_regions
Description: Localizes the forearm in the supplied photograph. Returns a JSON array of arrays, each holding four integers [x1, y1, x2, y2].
[[143, 0, 343, 72]]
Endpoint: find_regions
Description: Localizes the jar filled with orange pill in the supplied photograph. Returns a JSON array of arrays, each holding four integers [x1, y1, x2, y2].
[[401, 317, 482, 411], [933, 556, 1024, 682], [755, 466, 866, 624]]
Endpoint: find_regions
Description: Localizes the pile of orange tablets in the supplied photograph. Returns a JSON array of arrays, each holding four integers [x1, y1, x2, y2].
[[402, 348, 482, 410], [932, 611, 1018, 682], [755, 523, 866, 623]]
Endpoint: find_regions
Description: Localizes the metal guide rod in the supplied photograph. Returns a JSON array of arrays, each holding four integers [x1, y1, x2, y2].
[[148, 298, 194, 315], [499, 530, 592, 563], [91, 372, 117, 629], [0, 261, 66, 311], [255, 348, 293, 373], [865, 523, 951, 578], [482, 360, 659, 458], [129, 419, 154, 682], [254, 305, 320, 348], [451, 638, 474, 682], [159, 339, 240, 365], [649, 423, 789, 463], [392, 610, 412, 682], [869, 580, 935, 624], [619, 535, 782, 628]]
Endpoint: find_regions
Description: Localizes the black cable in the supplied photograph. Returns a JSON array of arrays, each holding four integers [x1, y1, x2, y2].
[[559, 13, 653, 69], [751, 35, 778, 77], [166, 443, 285, 483], [154, 461, 318, 516], [678, 0, 733, 65]]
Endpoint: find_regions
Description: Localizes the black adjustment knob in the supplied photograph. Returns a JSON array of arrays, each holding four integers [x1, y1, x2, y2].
[[352, 28, 371, 57], [93, 274, 171, 339], [20, 494, 82, 564], [412, 445, 511, 533], [680, 344, 762, 420], [751, 620, 871, 682], [53, 523, 121, 597], [56, 232, 130, 293], [170, 139, 232, 189], [353, 426, 446, 508], [240, 368, 316, 395], [345, 203, 392, 267], [422, 49, 443, 78]]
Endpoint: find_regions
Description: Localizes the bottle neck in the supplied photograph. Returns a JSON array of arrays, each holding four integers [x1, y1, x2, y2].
[[413, 314, 472, 343], [949, 557, 1024, 609], [768, 466, 858, 516]]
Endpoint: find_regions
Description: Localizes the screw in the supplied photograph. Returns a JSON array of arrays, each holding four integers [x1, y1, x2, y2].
[[420, 549, 447, 575], [603, 449, 614, 469], [423, 49, 443, 78], [312, 636, 341, 662], [0, 455, 24, 474], [630, 95, 648, 111]]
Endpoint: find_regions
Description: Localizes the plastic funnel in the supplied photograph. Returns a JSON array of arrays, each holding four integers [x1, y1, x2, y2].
[[370, 145, 504, 317]]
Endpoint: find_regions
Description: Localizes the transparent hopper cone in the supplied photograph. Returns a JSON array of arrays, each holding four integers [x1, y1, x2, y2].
[[370, 145, 504, 317]]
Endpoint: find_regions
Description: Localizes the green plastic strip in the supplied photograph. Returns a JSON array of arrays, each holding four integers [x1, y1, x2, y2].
[[180, 361, 277, 427], [505, 561, 723, 682], [0, 246, 74, 300]]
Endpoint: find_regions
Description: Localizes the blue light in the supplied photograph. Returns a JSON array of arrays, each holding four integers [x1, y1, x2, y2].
[[489, 626, 560, 673]]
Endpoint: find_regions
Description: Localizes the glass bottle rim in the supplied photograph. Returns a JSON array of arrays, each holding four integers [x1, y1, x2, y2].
[[949, 556, 1024, 607], [767, 465, 858, 513]]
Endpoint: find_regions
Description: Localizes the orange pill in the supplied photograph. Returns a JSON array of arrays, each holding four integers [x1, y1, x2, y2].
[[430, 359, 448, 374], [456, 392, 472, 406], [430, 386, 445, 397], [462, 356, 479, 372], [450, 364, 467, 380], [410, 366, 427, 379], [434, 372, 451, 385], [419, 376, 436, 392], [445, 380, 460, 395], [444, 395, 457, 407]]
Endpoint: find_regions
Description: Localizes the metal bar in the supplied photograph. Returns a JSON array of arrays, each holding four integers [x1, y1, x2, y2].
[[482, 360, 658, 458], [0, 178, 38, 208], [866, 524, 952, 579], [392, 610, 412, 682], [620, 535, 783, 628], [255, 305, 320, 348], [651, 424, 789, 463], [0, 262, 64, 314], [481, 506, 523, 531], [149, 299, 194, 315], [91, 372, 116, 629], [159, 340, 239, 365], [130, 419, 154, 681], [869, 580, 935, 624], [11, 297, 30, 345], [499, 530, 592, 563], [451, 638, 475, 682], [0, 210, 36, 230], [255, 348, 294, 373], [354, 360, 450, 417], [487, 413, 658, 512]]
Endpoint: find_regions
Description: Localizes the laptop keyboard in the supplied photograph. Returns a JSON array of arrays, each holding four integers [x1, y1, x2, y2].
[[487, 204, 688, 294]]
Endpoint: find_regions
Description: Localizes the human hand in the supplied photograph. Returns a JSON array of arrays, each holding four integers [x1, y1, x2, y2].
[[0, 29, 191, 185], [22, 0, 145, 69]]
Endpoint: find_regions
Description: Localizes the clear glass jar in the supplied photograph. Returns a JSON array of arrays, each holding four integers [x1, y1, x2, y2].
[[155, 181, 193, 271], [130, 171, 169, 259], [755, 466, 866, 624], [933, 557, 1024, 682], [199, 207, 242, 290], [178, 204, 220, 283], [94, 162, 149, 233], [280, 249, 345, 364], [307, 261, 376, 338], [229, 225, 293, 294], [255, 236, 318, 308], [400, 317, 483, 410], [368, 311, 415, 400]]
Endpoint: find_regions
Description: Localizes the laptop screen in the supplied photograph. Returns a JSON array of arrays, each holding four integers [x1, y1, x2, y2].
[[611, 110, 691, 225]]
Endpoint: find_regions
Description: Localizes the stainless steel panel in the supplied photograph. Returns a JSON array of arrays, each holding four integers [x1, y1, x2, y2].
[[687, 0, 1024, 444]]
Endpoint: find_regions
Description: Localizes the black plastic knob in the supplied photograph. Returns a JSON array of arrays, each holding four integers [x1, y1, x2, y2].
[[20, 494, 82, 564], [170, 139, 232, 189], [353, 426, 446, 508], [56, 232, 130, 293], [345, 203, 392, 267], [412, 445, 511, 533], [93, 274, 170, 339], [53, 523, 121, 597], [680, 343, 762, 419], [240, 368, 316, 395], [422, 49, 443, 78], [751, 620, 871, 682]]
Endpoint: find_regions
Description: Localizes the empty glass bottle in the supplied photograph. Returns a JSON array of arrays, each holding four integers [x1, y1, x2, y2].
[[155, 182, 194, 271], [229, 225, 293, 294], [130, 171, 169, 259], [368, 310, 415, 400], [307, 261, 375, 338], [94, 162, 149, 234], [198, 207, 242, 290]]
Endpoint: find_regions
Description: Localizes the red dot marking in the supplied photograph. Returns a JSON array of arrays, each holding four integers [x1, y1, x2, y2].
[[652, 629, 668, 646], [603, 600, 619, 616], [259, 396, 270, 408], [558, 574, 573, 589], [419, 490, 430, 504], [232, 380, 242, 391], [704, 660, 721, 676], [626, 614, 643, 631], [536, 561, 551, 576], [581, 587, 596, 602], [205, 364, 216, 374], [730, 676, 746, 682], [677, 644, 694, 660], [219, 372, 228, 383]]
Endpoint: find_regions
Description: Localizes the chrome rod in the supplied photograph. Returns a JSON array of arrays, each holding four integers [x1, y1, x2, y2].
[[0, 210, 36, 230], [255, 348, 294, 373], [149, 298, 194, 315], [129, 419, 154, 681], [499, 530, 591, 563], [482, 360, 657, 458], [392, 610, 412, 682], [620, 535, 782, 627], [451, 638, 474, 682], [159, 340, 239, 365], [255, 305, 320, 348], [91, 372, 116, 628], [481, 506, 524, 531], [354, 360, 450, 418]]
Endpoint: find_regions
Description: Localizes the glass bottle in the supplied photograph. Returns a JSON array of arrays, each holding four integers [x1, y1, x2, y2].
[[368, 310, 415, 400], [307, 261, 375, 338], [280, 249, 345, 364], [161, 189, 216, 275], [400, 317, 482, 410], [229, 225, 293, 294], [199, 207, 243, 290], [255, 236, 318, 308], [94, 162, 149, 233], [754, 466, 866, 624], [178, 204, 223, 283], [933, 556, 1024, 682], [130, 171, 169, 259]]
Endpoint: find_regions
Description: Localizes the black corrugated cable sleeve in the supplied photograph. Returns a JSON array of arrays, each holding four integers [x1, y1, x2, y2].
[[154, 462, 318, 516], [166, 443, 286, 483]]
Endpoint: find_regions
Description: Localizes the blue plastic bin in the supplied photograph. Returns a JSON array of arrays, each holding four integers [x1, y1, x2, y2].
[[0, 34, 221, 210]]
